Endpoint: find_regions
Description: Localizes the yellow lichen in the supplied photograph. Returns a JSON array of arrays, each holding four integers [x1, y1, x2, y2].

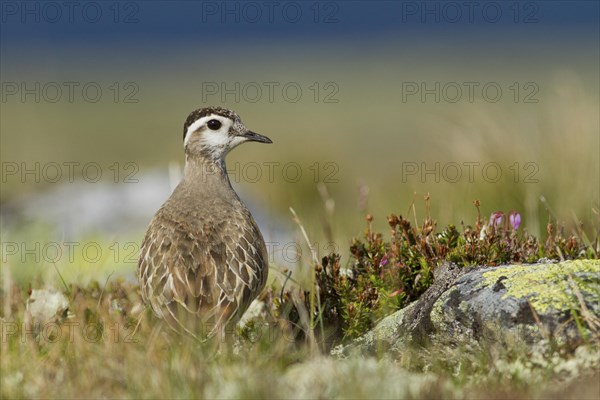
[[480, 260, 600, 313]]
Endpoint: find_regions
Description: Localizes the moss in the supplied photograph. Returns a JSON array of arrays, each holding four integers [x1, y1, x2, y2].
[[480, 260, 600, 313]]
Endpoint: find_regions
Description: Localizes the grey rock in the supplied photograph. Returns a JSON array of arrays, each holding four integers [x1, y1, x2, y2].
[[25, 289, 70, 331], [334, 260, 600, 357]]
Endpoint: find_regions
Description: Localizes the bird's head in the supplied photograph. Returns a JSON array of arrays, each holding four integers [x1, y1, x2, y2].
[[182, 106, 272, 161]]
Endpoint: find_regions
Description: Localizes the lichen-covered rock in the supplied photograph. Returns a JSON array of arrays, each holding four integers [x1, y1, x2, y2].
[[334, 260, 600, 357], [25, 289, 70, 332], [330, 302, 417, 358], [430, 260, 599, 349]]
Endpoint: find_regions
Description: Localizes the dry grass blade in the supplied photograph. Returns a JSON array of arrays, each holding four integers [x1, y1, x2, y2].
[[568, 275, 600, 334], [289, 207, 325, 354], [527, 300, 550, 340]]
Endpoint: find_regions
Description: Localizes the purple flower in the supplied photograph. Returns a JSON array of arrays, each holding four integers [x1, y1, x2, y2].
[[490, 211, 504, 227], [509, 211, 521, 230], [379, 257, 389, 267]]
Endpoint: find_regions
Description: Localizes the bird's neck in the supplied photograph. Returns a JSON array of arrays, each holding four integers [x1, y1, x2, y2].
[[183, 154, 231, 187]]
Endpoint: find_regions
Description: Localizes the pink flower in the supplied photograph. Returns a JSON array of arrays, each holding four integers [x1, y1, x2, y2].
[[490, 211, 504, 227], [509, 211, 521, 230]]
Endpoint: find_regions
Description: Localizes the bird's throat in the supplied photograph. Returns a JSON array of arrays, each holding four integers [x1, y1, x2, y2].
[[184, 154, 232, 188]]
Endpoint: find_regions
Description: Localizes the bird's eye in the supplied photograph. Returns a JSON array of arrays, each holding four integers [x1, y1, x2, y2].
[[207, 119, 222, 131]]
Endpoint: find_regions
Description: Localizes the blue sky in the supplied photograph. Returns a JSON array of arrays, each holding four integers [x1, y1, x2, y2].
[[2, 1, 598, 44]]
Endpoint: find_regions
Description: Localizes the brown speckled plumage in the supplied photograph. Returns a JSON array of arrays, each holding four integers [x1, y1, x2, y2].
[[139, 107, 271, 339]]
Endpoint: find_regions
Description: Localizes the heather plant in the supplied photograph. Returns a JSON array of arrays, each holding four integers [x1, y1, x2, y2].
[[306, 199, 599, 342]]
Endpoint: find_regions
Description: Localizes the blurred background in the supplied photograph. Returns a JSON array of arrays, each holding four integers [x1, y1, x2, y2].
[[1, 1, 598, 286]]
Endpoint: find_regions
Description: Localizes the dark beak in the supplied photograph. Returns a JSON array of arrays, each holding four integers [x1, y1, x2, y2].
[[242, 131, 273, 144]]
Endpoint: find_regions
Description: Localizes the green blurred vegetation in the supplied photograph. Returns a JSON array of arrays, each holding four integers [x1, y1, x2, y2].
[[1, 43, 599, 284], [1, 267, 599, 399]]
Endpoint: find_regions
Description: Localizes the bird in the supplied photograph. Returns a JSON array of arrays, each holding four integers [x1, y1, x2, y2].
[[138, 106, 272, 340]]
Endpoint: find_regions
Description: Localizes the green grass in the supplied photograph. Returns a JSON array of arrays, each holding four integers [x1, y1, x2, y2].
[[1, 272, 599, 399], [1, 203, 598, 398]]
